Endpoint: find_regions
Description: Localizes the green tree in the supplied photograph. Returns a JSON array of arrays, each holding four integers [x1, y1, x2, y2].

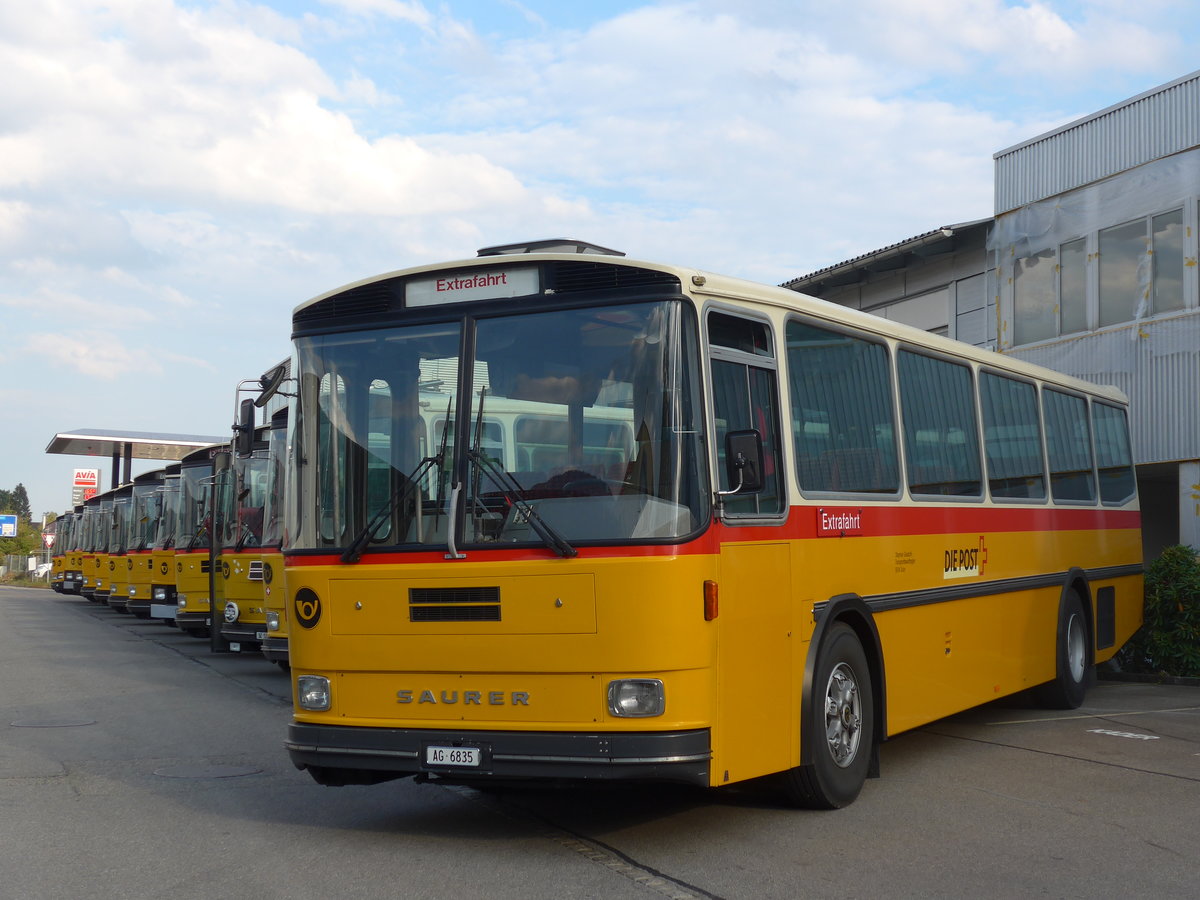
[[11, 484, 30, 520], [0, 515, 42, 558], [0, 488, 11, 512]]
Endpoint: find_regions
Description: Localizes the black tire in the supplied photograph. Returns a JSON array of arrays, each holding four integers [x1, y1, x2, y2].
[[782, 622, 874, 809], [1036, 591, 1090, 709]]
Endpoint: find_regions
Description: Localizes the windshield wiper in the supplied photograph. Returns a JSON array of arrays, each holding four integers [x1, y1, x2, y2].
[[341, 450, 444, 564], [467, 388, 576, 559], [344, 396, 457, 564], [234, 523, 257, 552], [186, 515, 209, 550]]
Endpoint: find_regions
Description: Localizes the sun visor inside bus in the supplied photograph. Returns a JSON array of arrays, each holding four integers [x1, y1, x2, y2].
[[486, 357, 602, 407]]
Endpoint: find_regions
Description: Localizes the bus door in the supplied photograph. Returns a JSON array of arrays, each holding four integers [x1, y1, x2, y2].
[[707, 309, 794, 783]]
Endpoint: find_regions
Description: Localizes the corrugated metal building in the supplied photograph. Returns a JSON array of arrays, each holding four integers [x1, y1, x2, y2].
[[786, 70, 1200, 557]]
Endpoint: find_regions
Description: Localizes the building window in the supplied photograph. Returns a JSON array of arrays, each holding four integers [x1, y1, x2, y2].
[[1059, 237, 1087, 334], [1152, 208, 1185, 315], [1013, 247, 1059, 345], [1012, 206, 1186, 346], [1098, 209, 1184, 327]]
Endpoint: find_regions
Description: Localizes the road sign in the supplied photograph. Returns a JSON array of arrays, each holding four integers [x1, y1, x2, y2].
[[0, 515, 17, 538]]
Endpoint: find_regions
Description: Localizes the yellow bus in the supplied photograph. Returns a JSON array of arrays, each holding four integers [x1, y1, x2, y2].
[[175, 445, 223, 637], [283, 242, 1142, 808], [126, 469, 166, 618], [90, 490, 116, 605], [149, 464, 181, 622], [61, 506, 85, 596], [107, 482, 135, 613], [49, 511, 71, 593], [260, 407, 291, 668], [78, 495, 101, 601], [218, 424, 271, 652]]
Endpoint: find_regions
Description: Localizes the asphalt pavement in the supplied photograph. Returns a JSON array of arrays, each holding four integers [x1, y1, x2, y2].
[[2, 585, 1198, 899]]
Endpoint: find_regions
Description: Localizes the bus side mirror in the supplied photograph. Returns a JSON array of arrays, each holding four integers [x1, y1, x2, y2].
[[721, 430, 764, 495], [234, 399, 255, 457]]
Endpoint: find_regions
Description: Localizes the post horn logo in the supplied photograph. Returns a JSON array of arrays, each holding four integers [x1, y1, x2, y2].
[[294, 589, 321, 629]]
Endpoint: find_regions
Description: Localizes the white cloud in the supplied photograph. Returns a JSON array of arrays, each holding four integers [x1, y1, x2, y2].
[[0, 1, 527, 219], [23, 331, 157, 379], [321, 0, 433, 27]]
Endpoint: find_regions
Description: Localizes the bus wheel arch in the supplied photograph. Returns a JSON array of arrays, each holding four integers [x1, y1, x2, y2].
[[1036, 571, 1093, 710], [783, 594, 884, 809]]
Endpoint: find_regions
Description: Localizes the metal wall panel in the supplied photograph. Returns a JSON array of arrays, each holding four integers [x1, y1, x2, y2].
[[996, 71, 1200, 213]]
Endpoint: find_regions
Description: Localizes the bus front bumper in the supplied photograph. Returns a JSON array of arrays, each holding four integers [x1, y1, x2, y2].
[[220, 622, 266, 650], [261, 636, 289, 663], [286, 722, 711, 787]]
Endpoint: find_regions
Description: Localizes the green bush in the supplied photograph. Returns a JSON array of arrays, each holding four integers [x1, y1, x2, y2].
[[1117, 545, 1200, 677]]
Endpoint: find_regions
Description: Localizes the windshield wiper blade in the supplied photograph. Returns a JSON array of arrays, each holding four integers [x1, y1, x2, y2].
[[465, 387, 575, 559], [341, 455, 439, 564], [467, 448, 577, 559]]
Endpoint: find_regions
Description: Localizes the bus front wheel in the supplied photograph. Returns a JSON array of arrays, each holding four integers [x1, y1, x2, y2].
[[1036, 591, 1090, 709], [782, 622, 874, 809]]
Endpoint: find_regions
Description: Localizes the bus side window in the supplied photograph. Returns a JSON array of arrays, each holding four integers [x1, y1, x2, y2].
[[709, 312, 784, 518]]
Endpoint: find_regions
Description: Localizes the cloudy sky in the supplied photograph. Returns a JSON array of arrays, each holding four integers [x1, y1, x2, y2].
[[3, 0, 1198, 520]]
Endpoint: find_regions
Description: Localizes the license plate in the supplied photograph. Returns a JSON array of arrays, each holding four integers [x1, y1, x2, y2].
[[229, 642, 241, 652], [255, 631, 267, 641], [425, 745, 481, 767]]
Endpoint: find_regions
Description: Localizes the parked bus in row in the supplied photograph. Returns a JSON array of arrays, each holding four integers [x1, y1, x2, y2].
[[175, 445, 223, 637], [126, 469, 167, 618], [260, 407, 291, 668], [280, 241, 1142, 809], [148, 464, 182, 621], [61, 505, 85, 595], [218, 424, 271, 653], [107, 482, 135, 612], [49, 511, 73, 593], [85, 490, 115, 604]]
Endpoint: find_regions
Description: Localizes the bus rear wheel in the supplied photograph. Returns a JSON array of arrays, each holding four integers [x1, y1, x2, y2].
[[1036, 591, 1090, 709], [782, 622, 874, 809]]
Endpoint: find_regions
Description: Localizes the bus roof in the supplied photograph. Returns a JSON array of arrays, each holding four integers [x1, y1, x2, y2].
[[294, 251, 1129, 406]]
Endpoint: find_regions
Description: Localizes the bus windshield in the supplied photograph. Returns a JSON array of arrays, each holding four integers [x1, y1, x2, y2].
[[291, 299, 707, 553]]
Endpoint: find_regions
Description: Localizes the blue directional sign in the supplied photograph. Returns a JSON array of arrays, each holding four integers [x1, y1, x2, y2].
[[0, 515, 17, 538]]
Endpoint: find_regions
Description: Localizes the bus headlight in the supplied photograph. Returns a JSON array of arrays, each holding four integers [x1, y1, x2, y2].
[[265, 610, 280, 632], [128, 586, 137, 597], [153, 587, 167, 601], [297, 675, 331, 711], [607, 679, 665, 717], [177, 595, 187, 608], [223, 601, 239, 624]]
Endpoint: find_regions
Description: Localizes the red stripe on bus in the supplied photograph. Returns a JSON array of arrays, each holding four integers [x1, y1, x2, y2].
[[283, 505, 1140, 566]]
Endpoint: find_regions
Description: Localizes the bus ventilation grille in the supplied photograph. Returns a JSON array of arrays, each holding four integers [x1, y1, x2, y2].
[[548, 262, 681, 295], [409, 587, 501, 622], [293, 281, 398, 325], [248, 561, 264, 582]]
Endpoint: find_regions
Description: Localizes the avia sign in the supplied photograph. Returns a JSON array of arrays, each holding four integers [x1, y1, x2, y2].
[[72, 468, 101, 505]]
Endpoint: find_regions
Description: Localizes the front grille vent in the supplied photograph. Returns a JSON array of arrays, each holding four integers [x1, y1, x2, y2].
[[294, 280, 399, 326], [409, 586, 500, 622], [248, 561, 264, 582], [548, 262, 680, 295]]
